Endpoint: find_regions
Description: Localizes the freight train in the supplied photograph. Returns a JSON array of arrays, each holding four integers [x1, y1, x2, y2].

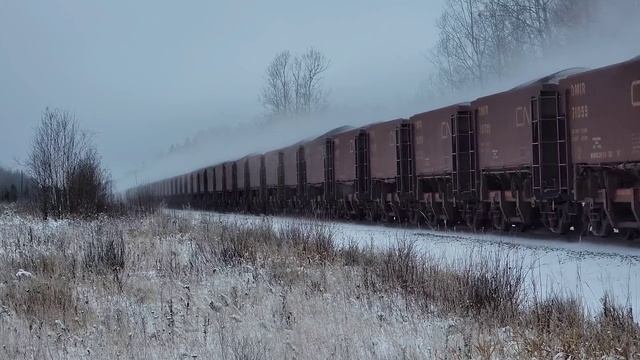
[[130, 56, 640, 238]]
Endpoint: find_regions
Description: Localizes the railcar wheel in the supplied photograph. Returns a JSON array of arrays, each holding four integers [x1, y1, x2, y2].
[[492, 210, 509, 231], [380, 211, 390, 223], [426, 211, 439, 229], [589, 208, 612, 237], [409, 211, 420, 226], [465, 208, 482, 232], [543, 204, 570, 235]]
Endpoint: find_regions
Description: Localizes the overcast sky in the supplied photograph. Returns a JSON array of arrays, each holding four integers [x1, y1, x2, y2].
[[0, 0, 445, 188]]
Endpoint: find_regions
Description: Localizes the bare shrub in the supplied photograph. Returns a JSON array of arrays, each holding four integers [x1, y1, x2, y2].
[[82, 222, 126, 277], [593, 295, 640, 357], [515, 293, 640, 358], [27, 108, 112, 219], [450, 253, 524, 322], [216, 220, 272, 266], [277, 221, 335, 262], [229, 336, 270, 360], [1, 275, 79, 328], [357, 240, 524, 323]]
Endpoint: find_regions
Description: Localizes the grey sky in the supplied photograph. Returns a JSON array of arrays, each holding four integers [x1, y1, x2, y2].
[[0, 0, 445, 189]]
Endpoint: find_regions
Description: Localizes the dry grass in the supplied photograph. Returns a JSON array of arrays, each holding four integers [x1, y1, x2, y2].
[[0, 206, 638, 359]]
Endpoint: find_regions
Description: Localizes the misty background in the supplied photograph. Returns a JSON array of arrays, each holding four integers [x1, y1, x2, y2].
[[1, 0, 639, 191]]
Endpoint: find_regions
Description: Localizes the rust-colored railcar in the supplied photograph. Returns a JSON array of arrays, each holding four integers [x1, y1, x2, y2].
[[282, 144, 300, 187], [200, 168, 208, 193], [474, 83, 547, 170], [560, 57, 640, 235], [207, 167, 214, 193], [248, 154, 263, 189], [214, 163, 225, 192], [411, 105, 470, 176], [264, 150, 281, 187], [409, 104, 474, 225], [236, 156, 250, 191], [365, 119, 406, 180], [304, 137, 326, 185], [561, 57, 640, 165], [225, 162, 236, 191], [471, 70, 582, 230], [333, 128, 360, 183], [300, 127, 352, 187]]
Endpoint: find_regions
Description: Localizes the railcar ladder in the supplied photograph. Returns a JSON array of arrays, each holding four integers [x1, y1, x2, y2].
[[324, 139, 335, 200], [531, 91, 569, 199], [221, 165, 227, 201], [296, 146, 307, 199], [244, 161, 250, 192], [259, 156, 266, 200], [203, 169, 209, 194], [231, 163, 238, 195], [211, 168, 218, 193], [355, 130, 371, 198], [395, 122, 414, 194], [451, 111, 477, 198]]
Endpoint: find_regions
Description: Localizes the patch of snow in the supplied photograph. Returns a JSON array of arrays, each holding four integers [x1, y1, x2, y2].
[[178, 210, 640, 314], [15, 269, 33, 279]]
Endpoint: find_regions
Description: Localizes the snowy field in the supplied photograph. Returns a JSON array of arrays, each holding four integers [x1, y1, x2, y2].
[[176, 210, 640, 314]]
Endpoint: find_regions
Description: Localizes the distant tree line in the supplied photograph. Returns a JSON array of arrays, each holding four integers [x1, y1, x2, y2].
[[27, 108, 113, 219], [0, 167, 31, 203], [430, 0, 639, 92]]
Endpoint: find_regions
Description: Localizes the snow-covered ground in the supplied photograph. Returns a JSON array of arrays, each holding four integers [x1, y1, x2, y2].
[[176, 210, 640, 313]]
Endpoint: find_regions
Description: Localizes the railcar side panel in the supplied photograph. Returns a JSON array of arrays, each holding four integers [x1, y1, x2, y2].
[[561, 58, 640, 164], [225, 162, 235, 191], [334, 129, 359, 182], [304, 139, 326, 185], [264, 150, 280, 187], [215, 164, 225, 192], [248, 155, 263, 189], [473, 84, 547, 170], [283, 145, 299, 187], [411, 105, 469, 176], [366, 119, 405, 180]]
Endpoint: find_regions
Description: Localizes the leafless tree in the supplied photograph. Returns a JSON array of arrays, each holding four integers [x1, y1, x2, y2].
[[429, 0, 609, 92], [261, 51, 292, 115], [27, 108, 111, 218], [261, 48, 330, 117], [431, 0, 493, 91]]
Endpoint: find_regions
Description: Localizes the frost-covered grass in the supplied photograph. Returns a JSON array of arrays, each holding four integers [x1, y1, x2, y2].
[[0, 205, 638, 359]]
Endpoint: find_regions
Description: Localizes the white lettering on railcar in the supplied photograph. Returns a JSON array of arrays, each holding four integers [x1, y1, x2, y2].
[[515, 106, 528, 127], [632, 133, 640, 155], [441, 122, 451, 139], [571, 105, 589, 120], [570, 82, 586, 96], [633, 80, 640, 107], [479, 123, 491, 135], [478, 105, 489, 117]]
